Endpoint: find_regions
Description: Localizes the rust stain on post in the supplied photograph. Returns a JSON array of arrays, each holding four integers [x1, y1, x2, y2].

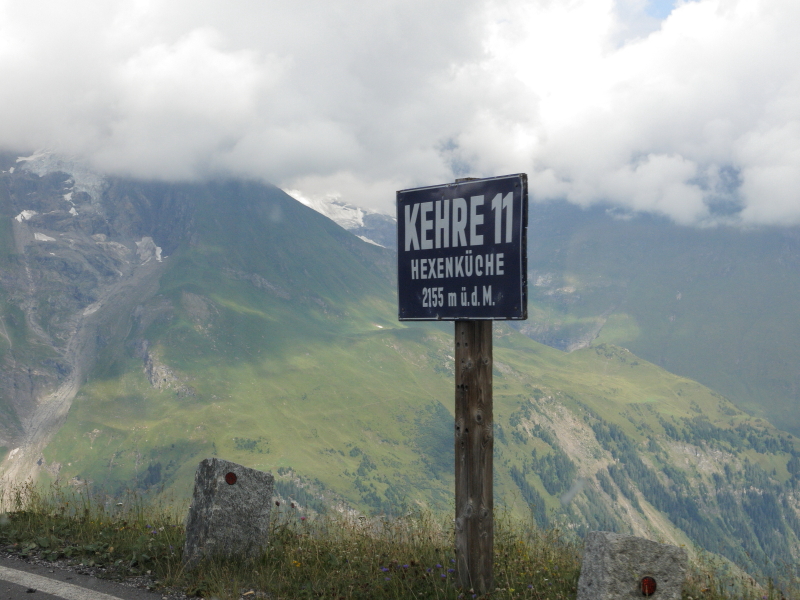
[[455, 319, 493, 594]]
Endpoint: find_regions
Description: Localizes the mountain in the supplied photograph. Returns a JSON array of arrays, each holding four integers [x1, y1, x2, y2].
[[305, 196, 800, 439], [291, 193, 396, 248], [519, 201, 800, 438], [2, 155, 800, 583]]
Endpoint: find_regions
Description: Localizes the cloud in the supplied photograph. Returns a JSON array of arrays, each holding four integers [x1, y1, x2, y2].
[[479, 0, 800, 226], [0, 0, 799, 224]]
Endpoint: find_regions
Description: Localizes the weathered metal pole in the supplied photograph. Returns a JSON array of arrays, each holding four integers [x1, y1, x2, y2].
[[454, 319, 493, 594]]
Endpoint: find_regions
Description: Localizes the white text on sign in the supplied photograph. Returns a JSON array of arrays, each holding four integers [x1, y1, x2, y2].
[[410, 250, 504, 280], [404, 193, 514, 251], [421, 286, 494, 308]]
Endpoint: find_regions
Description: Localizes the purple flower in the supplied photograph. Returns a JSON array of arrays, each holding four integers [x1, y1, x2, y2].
[[403, 565, 409, 569], [448, 568, 455, 573], [381, 567, 389, 572], [385, 577, 391, 581], [441, 574, 447, 579], [436, 564, 442, 569], [451, 558, 455, 563]]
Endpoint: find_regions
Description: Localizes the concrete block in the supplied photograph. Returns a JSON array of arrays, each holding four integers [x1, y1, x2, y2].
[[577, 531, 688, 600], [183, 458, 274, 565]]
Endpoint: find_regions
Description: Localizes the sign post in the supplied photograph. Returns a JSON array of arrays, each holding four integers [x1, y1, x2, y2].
[[397, 174, 528, 594]]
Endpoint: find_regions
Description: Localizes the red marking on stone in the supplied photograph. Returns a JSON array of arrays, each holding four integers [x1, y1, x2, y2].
[[225, 472, 237, 485], [641, 576, 657, 596]]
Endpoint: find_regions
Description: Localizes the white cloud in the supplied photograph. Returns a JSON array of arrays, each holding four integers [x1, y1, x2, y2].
[[0, 0, 798, 225], [466, 0, 800, 225]]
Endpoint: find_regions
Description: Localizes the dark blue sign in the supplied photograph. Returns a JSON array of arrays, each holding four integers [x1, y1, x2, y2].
[[397, 174, 528, 321]]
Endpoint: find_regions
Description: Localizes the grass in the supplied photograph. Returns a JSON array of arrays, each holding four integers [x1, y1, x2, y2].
[[1, 482, 796, 600], [39, 315, 800, 580]]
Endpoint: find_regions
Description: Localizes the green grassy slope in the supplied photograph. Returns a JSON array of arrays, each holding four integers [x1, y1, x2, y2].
[[28, 183, 800, 583], [525, 201, 800, 436]]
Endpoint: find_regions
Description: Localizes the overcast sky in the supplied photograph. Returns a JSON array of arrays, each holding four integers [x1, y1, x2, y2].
[[1, 0, 798, 226]]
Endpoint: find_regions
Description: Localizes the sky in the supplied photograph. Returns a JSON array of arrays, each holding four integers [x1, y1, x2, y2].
[[1, 0, 798, 226]]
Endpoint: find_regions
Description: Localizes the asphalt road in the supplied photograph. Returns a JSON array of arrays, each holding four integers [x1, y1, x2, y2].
[[0, 556, 165, 600]]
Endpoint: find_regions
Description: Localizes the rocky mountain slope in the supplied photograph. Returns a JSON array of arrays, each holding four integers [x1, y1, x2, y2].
[[1, 156, 800, 583], [0, 151, 175, 481]]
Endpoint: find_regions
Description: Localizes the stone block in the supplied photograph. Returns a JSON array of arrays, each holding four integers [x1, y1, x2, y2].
[[577, 531, 688, 600], [183, 458, 274, 565]]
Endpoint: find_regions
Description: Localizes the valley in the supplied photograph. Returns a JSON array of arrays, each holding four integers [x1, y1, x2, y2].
[[1, 155, 800, 583]]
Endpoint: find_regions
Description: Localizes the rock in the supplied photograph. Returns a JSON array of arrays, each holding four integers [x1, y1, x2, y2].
[[183, 458, 274, 565], [577, 531, 688, 600]]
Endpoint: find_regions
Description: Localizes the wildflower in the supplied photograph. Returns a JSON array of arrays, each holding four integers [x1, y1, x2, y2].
[[403, 565, 409, 569], [381, 567, 390, 573], [448, 569, 455, 573], [385, 577, 391, 581], [300, 517, 306, 521], [451, 558, 455, 563], [436, 564, 442, 569], [441, 574, 447, 579]]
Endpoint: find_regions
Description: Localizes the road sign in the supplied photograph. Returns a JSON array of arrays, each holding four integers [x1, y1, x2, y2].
[[395, 174, 529, 594], [396, 174, 528, 320]]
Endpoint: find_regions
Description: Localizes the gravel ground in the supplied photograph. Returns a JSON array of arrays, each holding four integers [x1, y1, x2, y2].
[[0, 547, 187, 600]]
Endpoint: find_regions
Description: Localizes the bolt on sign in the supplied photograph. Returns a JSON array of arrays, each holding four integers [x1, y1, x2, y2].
[[396, 174, 528, 321]]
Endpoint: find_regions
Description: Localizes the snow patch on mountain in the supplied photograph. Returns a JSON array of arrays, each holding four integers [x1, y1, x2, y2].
[[136, 237, 163, 263], [285, 189, 397, 249], [357, 235, 383, 247], [17, 151, 105, 202], [287, 189, 367, 229], [15, 210, 37, 222]]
